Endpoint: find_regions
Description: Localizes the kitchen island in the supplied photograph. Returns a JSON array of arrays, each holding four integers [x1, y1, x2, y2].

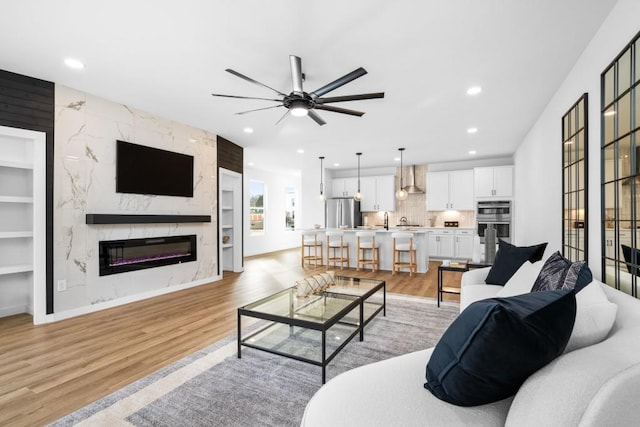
[[307, 228, 430, 273]]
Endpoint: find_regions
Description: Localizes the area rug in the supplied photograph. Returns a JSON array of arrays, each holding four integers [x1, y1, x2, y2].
[[50, 294, 459, 427]]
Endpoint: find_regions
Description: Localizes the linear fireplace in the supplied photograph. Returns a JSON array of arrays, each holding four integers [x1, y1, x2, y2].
[[99, 235, 197, 276]]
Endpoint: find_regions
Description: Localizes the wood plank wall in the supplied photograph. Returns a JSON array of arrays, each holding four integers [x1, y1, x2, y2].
[[217, 136, 243, 173], [0, 69, 55, 314]]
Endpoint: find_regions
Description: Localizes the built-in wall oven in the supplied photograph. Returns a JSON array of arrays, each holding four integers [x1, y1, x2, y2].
[[477, 200, 511, 243]]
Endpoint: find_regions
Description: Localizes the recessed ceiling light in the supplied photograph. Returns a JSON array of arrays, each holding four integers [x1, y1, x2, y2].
[[468, 150, 477, 155], [188, 138, 198, 143], [297, 149, 304, 154], [247, 161, 255, 166], [243, 127, 254, 134], [564, 140, 574, 145], [394, 157, 400, 162], [467, 127, 478, 134], [64, 58, 85, 70], [467, 86, 482, 95], [604, 110, 616, 117], [333, 163, 340, 167]]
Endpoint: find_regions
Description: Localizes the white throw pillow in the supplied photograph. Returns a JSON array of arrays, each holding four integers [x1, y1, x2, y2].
[[564, 281, 618, 353], [496, 261, 543, 298]]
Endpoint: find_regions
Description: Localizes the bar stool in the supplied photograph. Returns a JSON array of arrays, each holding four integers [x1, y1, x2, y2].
[[356, 231, 379, 272], [326, 230, 349, 270], [301, 230, 323, 268], [392, 232, 417, 276]]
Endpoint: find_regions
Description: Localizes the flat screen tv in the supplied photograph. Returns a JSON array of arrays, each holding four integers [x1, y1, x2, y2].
[[116, 140, 194, 197]]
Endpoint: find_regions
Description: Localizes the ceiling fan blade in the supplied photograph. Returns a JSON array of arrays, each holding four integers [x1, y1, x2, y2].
[[225, 69, 287, 97], [315, 92, 385, 104], [310, 67, 367, 98], [290, 55, 304, 93], [314, 104, 365, 117], [275, 110, 290, 126], [235, 105, 283, 115], [211, 93, 281, 102], [308, 110, 326, 126]]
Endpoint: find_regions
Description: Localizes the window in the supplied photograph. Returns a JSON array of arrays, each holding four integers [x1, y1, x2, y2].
[[285, 186, 296, 230], [562, 94, 588, 262], [249, 180, 265, 235], [601, 31, 640, 298]]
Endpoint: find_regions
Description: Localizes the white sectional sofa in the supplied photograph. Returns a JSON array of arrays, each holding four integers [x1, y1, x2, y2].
[[301, 266, 640, 427]]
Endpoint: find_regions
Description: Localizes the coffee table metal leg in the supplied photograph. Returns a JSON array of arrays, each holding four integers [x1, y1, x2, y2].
[[359, 300, 364, 341], [322, 330, 327, 384]]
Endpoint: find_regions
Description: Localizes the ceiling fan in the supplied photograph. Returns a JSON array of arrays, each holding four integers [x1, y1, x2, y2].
[[211, 55, 384, 126]]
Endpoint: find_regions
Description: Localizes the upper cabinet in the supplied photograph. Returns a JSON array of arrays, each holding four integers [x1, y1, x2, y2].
[[360, 175, 396, 212], [331, 177, 359, 198], [427, 170, 474, 210], [474, 166, 513, 198]]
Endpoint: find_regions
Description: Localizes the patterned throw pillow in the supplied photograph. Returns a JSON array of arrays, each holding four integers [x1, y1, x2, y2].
[[531, 251, 592, 292]]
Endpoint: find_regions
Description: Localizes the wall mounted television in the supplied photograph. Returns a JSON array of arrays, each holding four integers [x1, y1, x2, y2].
[[116, 140, 194, 197]]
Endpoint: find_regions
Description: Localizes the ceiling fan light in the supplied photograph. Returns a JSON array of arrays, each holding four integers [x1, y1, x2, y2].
[[291, 106, 309, 117]]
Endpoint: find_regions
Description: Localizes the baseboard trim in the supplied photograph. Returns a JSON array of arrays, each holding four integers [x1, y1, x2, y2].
[[41, 275, 222, 324]]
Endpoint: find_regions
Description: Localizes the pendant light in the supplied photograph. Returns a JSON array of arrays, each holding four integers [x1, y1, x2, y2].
[[396, 148, 408, 201], [318, 156, 326, 201], [354, 152, 363, 201]]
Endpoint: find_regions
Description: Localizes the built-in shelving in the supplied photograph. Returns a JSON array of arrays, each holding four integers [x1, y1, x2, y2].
[[0, 195, 34, 203], [0, 125, 46, 323], [220, 169, 243, 273], [0, 231, 33, 239], [0, 264, 33, 276]]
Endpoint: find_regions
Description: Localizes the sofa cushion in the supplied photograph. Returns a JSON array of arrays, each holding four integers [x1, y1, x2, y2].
[[532, 251, 592, 292], [565, 281, 617, 353], [485, 240, 548, 286], [460, 284, 504, 312], [496, 261, 543, 298], [301, 348, 513, 427], [425, 289, 576, 407]]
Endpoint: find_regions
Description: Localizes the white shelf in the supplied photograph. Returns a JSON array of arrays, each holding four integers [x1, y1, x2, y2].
[[0, 159, 33, 169], [222, 225, 233, 229], [0, 231, 33, 239], [221, 206, 233, 210], [222, 244, 233, 249], [0, 264, 33, 276], [0, 196, 33, 203]]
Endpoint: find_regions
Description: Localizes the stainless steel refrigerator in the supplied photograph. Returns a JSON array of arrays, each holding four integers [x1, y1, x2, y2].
[[325, 197, 362, 228]]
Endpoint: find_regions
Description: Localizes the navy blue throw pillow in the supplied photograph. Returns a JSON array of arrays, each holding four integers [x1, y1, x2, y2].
[[424, 289, 576, 407], [485, 240, 548, 286], [531, 251, 592, 293]]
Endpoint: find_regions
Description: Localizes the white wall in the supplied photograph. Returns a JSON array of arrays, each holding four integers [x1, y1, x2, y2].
[[513, 0, 640, 279], [244, 166, 302, 256]]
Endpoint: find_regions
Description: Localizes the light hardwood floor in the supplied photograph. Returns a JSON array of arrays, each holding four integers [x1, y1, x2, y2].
[[0, 248, 461, 426]]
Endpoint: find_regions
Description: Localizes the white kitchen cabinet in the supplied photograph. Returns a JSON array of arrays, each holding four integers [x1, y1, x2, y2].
[[474, 166, 513, 198], [331, 177, 359, 198], [427, 229, 455, 258], [359, 175, 396, 212], [427, 170, 474, 210], [428, 228, 474, 259], [454, 229, 474, 259], [604, 229, 631, 260], [0, 126, 45, 323]]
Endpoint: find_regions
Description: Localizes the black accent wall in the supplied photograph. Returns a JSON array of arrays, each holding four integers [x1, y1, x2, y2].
[[0, 69, 55, 314]]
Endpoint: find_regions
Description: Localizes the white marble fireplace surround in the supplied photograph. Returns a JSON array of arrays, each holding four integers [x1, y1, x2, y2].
[[53, 85, 218, 320]]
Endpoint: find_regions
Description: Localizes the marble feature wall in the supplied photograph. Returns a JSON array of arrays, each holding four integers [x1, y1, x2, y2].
[[54, 85, 218, 313]]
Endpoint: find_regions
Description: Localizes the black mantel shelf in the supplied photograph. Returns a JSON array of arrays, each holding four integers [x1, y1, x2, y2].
[[86, 214, 211, 225]]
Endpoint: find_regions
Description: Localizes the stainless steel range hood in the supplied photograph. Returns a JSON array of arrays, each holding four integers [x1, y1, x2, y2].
[[402, 165, 424, 194]]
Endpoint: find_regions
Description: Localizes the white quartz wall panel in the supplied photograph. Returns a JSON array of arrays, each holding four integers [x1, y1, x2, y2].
[[54, 85, 217, 313]]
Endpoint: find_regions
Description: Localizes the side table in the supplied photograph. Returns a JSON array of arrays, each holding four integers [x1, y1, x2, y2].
[[437, 263, 468, 307], [437, 262, 492, 307]]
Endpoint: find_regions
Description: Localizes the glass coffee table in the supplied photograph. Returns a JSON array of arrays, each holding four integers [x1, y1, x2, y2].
[[237, 276, 385, 383]]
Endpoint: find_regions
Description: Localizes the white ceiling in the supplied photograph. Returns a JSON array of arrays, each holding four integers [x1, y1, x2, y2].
[[0, 0, 618, 173]]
